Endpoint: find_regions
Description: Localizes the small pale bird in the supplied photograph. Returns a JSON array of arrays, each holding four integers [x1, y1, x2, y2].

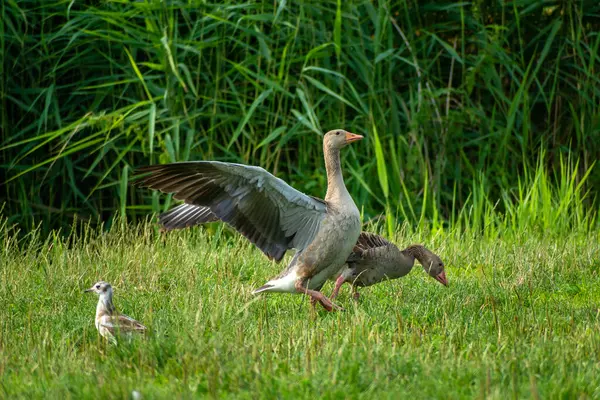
[[330, 232, 448, 301], [85, 281, 147, 344]]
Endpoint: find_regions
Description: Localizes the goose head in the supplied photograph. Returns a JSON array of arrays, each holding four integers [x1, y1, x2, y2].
[[324, 129, 363, 150], [419, 251, 448, 287]]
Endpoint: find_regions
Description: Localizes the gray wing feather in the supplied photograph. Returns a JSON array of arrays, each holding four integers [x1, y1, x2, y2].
[[135, 161, 327, 262], [159, 204, 218, 230], [347, 232, 394, 263]]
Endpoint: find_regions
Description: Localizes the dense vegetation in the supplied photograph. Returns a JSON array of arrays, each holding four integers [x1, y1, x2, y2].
[[2, 0, 599, 234]]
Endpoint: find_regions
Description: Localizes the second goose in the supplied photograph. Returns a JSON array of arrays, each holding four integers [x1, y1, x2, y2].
[[330, 232, 448, 300]]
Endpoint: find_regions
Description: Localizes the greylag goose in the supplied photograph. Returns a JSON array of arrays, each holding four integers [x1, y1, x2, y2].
[[135, 130, 363, 311], [85, 281, 147, 344], [330, 232, 447, 301]]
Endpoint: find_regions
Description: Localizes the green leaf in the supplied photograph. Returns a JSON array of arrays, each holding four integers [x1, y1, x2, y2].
[[124, 47, 154, 102], [257, 126, 287, 149], [334, 0, 342, 60], [303, 75, 360, 112], [148, 103, 156, 158], [371, 124, 389, 199], [165, 134, 176, 162], [228, 89, 273, 149], [423, 31, 463, 64], [119, 165, 129, 224]]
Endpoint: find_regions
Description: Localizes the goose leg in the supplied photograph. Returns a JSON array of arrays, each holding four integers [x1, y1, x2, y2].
[[330, 275, 346, 300], [295, 279, 344, 312]]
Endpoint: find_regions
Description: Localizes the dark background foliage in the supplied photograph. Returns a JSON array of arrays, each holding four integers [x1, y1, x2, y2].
[[2, 0, 599, 234]]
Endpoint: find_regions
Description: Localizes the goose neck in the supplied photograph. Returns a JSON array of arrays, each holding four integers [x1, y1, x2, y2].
[[324, 145, 349, 202]]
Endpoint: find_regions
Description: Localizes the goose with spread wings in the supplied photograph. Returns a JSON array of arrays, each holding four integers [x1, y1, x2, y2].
[[135, 129, 363, 311]]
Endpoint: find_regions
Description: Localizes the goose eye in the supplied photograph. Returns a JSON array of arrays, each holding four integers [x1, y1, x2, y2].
[[96, 285, 100, 289], [336, 131, 340, 135]]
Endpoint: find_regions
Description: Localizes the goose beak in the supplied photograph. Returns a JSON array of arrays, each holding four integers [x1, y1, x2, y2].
[[345, 132, 363, 143], [434, 271, 448, 287], [84, 287, 94, 293]]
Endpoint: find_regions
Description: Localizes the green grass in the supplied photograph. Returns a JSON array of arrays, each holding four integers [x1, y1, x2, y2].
[[1, 210, 600, 398]]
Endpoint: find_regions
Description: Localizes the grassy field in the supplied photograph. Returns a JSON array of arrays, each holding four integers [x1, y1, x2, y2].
[[1, 214, 599, 399]]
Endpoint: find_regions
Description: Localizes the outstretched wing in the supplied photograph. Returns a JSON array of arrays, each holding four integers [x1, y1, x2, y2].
[[135, 161, 327, 262]]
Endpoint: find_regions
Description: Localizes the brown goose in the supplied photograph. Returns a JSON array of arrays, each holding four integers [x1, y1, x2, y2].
[[135, 130, 363, 311], [330, 232, 448, 301], [85, 281, 147, 344]]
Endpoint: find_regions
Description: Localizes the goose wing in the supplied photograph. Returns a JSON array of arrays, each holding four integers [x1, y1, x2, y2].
[[135, 162, 327, 262], [346, 232, 394, 263]]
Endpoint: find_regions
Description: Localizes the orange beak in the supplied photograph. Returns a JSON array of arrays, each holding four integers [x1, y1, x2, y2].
[[434, 271, 448, 287], [345, 132, 363, 143]]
